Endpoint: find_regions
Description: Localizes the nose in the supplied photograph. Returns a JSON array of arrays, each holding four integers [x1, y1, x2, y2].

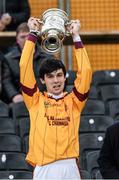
[[54, 76, 58, 83]]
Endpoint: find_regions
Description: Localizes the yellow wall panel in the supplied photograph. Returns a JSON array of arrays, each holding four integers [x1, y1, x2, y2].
[[70, 0, 119, 32], [72, 44, 119, 71], [29, 0, 58, 18]]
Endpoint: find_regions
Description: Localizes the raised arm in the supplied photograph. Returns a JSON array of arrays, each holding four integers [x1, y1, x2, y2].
[[68, 20, 92, 111], [20, 17, 42, 109]]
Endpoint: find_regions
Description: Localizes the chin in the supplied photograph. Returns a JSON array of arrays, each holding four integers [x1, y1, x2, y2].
[[53, 90, 63, 95], [53, 92, 61, 95]]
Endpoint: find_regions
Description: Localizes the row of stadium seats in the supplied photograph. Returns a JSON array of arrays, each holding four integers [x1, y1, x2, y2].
[[0, 69, 119, 179], [1, 97, 119, 118], [0, 100, 117, 133], [0, 115, 114, 138], [1, 69, 119, 103]]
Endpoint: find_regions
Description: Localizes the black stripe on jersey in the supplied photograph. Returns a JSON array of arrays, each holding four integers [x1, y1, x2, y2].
[[74, 41, 84, 49], [73, 87, 89, 101], [20, 82, 37, 96]]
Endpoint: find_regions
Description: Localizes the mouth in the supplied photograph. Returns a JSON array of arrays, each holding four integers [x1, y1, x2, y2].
[[53, 85, 61, 90]]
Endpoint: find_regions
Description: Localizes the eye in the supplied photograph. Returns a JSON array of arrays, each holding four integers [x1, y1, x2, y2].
[[57, 73, 63, 77], [47, 74, 54, 78]]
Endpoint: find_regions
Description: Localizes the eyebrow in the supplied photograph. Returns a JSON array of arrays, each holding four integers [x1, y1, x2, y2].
[[46, 71, 63, 77]]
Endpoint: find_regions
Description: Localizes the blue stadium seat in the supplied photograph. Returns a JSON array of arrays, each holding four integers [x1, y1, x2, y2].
[[22, 135, 29, 154], [0, 117, 16, 135], [79, 133, 105, 155], [80, 169, 91, 179], [92, 69, 119, 86], [0, 171, 33, 179], [10, 102, 29, 121], [88, 85, 100, 99], [100, 85, 119, 102], [18, 117, 30, 138], [0, 100, 9, 117], [79, 132, 105, 168], [0, 134, 22, 152], [80, 115, 113, 133], [83, 150, 100, 173], [108, 100, 119, 120], [81, 99, 105, 115], [0, 152, 33, 171]]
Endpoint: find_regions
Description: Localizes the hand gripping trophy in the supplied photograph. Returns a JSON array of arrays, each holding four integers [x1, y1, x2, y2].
[[37, 8, 71, 54]]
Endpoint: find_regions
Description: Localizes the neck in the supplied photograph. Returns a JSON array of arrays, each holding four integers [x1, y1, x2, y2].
[[48, 92, 64, 99]]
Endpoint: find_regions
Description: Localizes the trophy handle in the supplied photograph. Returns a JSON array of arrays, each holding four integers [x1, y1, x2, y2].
[[37, 19, 44, 24]]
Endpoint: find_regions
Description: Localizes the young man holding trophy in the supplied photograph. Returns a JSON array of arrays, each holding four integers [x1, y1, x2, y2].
[[20, 8, 92, 180]]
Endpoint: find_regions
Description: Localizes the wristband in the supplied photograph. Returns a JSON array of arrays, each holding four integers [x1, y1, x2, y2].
[[73, 35, 81, 42], [29, 29, 40, 36]]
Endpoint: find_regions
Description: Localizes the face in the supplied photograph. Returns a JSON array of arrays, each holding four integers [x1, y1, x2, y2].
[[16, 31, 29, 49], [41, 69, 66, 95]]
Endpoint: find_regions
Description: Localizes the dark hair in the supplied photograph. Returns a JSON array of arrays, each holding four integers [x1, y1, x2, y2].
[[39, 58, 66, 80], [16, 22, 29, 35]]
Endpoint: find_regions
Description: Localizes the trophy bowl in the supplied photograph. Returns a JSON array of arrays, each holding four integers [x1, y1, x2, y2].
[[40, 8, 70, 54]]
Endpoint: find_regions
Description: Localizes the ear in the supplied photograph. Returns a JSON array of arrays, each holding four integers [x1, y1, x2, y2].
[[40, 78, 45, 84], [64, 76, 66, 82]]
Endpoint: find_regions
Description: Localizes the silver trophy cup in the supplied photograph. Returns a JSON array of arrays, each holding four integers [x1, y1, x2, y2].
[[40, 8, 70, 54]]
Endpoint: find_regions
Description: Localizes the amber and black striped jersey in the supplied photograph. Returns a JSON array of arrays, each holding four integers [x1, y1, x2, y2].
[[20, 34, 92, 167]]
